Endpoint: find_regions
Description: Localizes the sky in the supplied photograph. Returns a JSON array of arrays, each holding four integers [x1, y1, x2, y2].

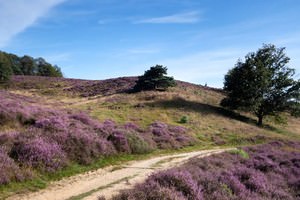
[[1, 0, 300, 88]]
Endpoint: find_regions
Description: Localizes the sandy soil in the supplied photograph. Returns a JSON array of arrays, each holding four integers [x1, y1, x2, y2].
[[8, 148, 234, 200]]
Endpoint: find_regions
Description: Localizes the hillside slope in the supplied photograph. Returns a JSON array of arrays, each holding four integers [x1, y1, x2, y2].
[[0, 75, 299, 198]]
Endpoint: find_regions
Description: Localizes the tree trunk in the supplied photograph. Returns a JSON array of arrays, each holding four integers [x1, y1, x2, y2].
[[257, 115, 263, 126]]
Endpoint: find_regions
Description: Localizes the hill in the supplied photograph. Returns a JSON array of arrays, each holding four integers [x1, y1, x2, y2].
[[0, 75, 299, 198]]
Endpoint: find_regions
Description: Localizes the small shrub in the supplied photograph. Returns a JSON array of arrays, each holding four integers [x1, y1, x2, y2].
[[179, 116, 189, 124], [126, 133, 153, 154]]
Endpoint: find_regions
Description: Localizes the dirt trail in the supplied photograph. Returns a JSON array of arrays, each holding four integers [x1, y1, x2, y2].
[[8, 148, 234, 200]]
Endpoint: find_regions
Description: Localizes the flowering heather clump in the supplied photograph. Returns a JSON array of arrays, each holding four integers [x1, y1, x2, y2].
[[35, 117, 67, 131], [49, 130, 115, 164], [10, 137, 67, 172], [0, 91, 39, 126], [0, 148, 30, 184], [114, 141, 300, 200], [70, 112, 101, 127], [108, 130, 131, 153], [151, 169, 203, 200], [150, 122, 194, 149]]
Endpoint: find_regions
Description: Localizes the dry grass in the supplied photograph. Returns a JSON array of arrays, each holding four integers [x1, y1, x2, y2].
[[5, 76, 300, 146]]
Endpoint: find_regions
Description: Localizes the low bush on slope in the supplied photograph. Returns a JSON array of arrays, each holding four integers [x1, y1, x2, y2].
[[111, 141, 300, 200], [0, 90, 194, 185]]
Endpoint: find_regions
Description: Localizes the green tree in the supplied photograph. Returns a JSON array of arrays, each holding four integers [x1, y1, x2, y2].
[[134, 65, 176, 92], [36, 58, 63, 77], [0, 52, 13, 82], [8, 53, 23, 75], [0, 62, 13, 82], [20, 55, 36, 75], [221, 44, 300, 126]]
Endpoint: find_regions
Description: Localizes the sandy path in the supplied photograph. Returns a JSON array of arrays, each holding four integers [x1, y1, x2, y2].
[[8, 148, 234, 200]]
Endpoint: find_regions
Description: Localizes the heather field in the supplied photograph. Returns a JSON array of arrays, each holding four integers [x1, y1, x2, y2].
[[0, 76, 299, 198], [0, 90, 194, 181], [111, 141, 300, 200]]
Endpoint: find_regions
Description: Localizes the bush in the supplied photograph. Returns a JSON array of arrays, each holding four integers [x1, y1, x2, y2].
[[133, 65, 176, 92], [0, 148, 29, 184], [179, 116, 189, 124], [10, 137, 67, 172], [126, 133, 153, 154]]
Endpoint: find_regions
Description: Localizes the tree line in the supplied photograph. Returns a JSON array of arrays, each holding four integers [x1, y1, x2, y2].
[[0, 51, 63, 82]]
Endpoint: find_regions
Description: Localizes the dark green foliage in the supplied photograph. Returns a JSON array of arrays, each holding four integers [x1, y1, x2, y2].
[[0, 51, 63, 79], [179, 116, 189, 124], [36, 57, 63, 77], [0, 52, 13, 82], [134, 65, 176, 92], [221, 44, 300, 126]]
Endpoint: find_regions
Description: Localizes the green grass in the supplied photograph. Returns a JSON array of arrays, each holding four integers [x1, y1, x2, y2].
[[229, 148, 250, 159]]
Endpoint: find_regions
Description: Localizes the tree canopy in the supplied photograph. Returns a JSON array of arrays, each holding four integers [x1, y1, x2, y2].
[[221, 44, 300, 126], [0, 51, 63, 82], [134, 65, 176, 92]]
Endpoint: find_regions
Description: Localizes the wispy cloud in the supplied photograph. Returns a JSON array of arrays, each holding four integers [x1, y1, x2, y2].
[[134, 11, 201, 24], [44, 52, 71, 63], [0, 0, 66, 47]]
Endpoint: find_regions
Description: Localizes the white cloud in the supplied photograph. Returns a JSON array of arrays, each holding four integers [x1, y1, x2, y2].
[[134, 11, 201, 24], [0, 0, 66, 47]]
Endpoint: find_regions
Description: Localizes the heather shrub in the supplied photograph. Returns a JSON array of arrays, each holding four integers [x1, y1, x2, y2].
[[0, 148, 28, 184], [126, 133, 153, 154], [108, 130, 130, 153], [10, 137, 67, 172], [51, 130, 114, 164], [112, 179, 187, 200], [70, 112, 100, 127], [35, 117, 67, 131], [152, 169, 203, 200], [150, 122, 194, 149]]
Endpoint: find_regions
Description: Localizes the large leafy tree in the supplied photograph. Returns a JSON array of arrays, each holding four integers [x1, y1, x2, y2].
[[221, 44, 300, 126], [134, 65, 176, 92]]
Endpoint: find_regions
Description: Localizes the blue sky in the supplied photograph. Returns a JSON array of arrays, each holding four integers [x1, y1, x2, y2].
[[1, 0, 300, 87]]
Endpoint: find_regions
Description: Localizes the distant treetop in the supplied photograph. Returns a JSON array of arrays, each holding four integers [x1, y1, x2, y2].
[[0, 50, 63, 82]]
